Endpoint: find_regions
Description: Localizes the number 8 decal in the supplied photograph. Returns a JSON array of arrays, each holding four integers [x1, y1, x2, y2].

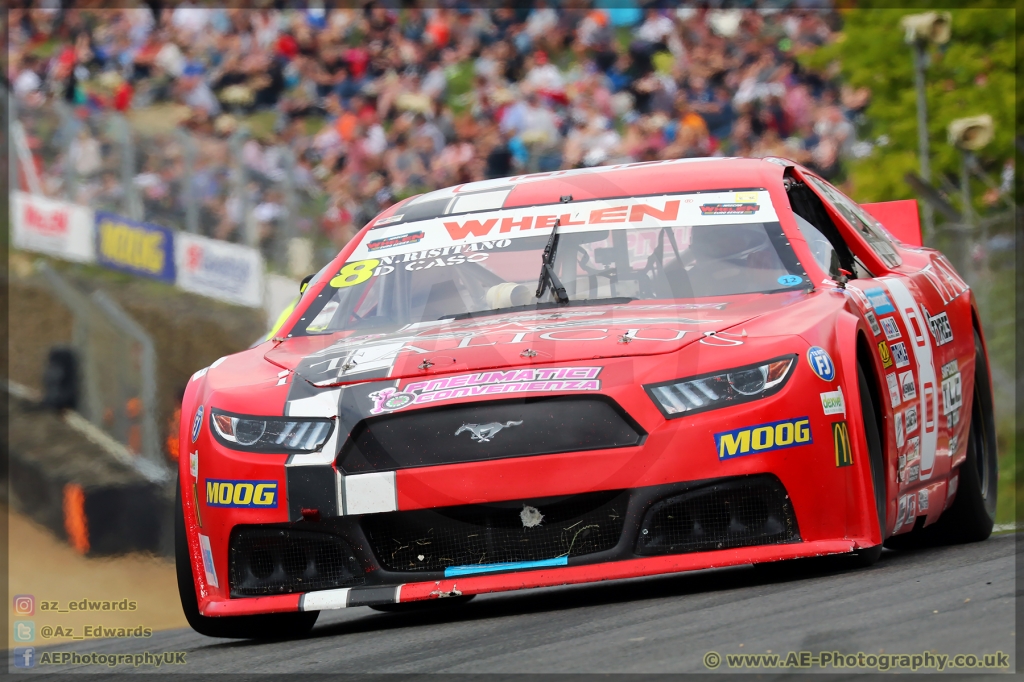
[[330, 259, 381, 288]]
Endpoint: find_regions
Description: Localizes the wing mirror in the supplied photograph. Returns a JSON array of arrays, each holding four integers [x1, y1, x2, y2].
[[299, 273, 315, 294]]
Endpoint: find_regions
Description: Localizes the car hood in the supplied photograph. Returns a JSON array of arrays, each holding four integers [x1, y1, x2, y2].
[[264, 294, 806, 388]]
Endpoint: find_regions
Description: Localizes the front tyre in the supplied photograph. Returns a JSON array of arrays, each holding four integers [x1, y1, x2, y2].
[[175, 480, 319, 639], [846, 362, 886, 566]]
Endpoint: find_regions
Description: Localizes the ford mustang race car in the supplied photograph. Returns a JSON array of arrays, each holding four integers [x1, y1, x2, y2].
[[176, 157, 997, 639]]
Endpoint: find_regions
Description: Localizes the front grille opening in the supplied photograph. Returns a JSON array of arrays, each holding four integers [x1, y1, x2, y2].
[[338, 396, 645, 474], [636, 475, 798, 556], [229, 527, 364, 597], [363, 490, 629, 572]]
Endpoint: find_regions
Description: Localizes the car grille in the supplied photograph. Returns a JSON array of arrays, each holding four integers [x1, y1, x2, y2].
[[635, 475, 798, 556], [362, 490, 628, 573], [229, 527, 364, 597], [337, 396, 645, 474]]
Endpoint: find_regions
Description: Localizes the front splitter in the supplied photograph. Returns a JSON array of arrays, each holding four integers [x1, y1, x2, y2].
[[200, 538, 858, 617]]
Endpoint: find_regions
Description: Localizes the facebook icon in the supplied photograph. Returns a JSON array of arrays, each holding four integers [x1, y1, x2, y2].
[[13, 647, 35, 668]]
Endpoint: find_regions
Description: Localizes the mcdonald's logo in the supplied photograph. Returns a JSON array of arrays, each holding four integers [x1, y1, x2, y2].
[[833, 421, 853, 467], [877, 340, 893, 369]]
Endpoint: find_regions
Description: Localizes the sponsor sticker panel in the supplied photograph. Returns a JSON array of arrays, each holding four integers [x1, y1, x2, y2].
[[820, 388, 846, 416], [925, 308, 954, 346], [879, 316, 901, 341], [890, 341, 910, 368], [807, 347, 835, 381], [905, 405, 919, 434], [864, 287, 896, 314], [899, 370, 917, 401], [204, 480, 278, 508], [714, 417, 812, 461], [886, 373, 902, 408], [369, 366, 603, 414], [864, 310, 882, 337], [878, 340, 893, 369], [832, 421, 853, 467], [941, 360, 962, 415]]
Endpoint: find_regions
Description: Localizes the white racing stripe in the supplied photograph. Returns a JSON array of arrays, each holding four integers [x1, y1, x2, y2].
[[883, 278, 939, 479]]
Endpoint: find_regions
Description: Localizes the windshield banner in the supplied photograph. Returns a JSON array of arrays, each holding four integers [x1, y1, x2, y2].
[[349, 190, 778, 261]]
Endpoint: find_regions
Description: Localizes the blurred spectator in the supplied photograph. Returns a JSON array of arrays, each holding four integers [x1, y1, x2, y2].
[[10, 5, 867, 261]]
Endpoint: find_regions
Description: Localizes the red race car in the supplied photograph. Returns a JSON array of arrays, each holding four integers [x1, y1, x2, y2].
[[176, 157, 997, 638]]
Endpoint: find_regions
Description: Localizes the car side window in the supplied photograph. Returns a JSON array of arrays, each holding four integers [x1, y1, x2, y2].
[[804, 176, 903, 269], [793, 214, 839, 276]]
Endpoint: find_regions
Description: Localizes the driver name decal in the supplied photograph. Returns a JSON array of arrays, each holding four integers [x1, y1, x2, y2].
[[369, 366, 603, 414]]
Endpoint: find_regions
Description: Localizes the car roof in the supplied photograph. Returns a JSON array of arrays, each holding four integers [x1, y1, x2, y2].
[[371, 157, 790, 230]]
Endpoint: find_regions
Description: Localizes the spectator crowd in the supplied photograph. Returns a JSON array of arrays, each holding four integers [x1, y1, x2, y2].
[[9, 4, 873, 262]]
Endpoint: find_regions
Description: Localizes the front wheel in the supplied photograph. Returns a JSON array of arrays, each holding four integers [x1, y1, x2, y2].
[[845, 361, 886, 567], [175, 481, 319, 639]]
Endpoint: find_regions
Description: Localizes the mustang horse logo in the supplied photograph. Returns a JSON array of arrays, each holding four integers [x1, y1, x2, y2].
[[455, 421, 523, 442]]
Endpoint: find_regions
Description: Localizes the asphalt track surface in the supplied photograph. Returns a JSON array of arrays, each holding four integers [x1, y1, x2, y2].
[[26, 532, 1017, 675]]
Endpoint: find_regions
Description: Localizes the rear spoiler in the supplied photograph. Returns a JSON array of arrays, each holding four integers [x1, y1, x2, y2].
[[861, 200, 922, 247]]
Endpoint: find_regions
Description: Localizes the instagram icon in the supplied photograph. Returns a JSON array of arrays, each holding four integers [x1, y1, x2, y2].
[[13, 595, 34, 616]]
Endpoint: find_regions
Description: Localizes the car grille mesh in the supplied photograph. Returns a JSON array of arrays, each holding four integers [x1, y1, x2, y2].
[[338, 396, 644, 474], [636, 475, 798, 555], [229, 527, 364, 597], [363, 490, 628, 572]]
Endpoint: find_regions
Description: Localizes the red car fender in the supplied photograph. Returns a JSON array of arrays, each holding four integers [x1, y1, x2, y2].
[[178, 378, 213, 610], [834, 306, 887, 546]]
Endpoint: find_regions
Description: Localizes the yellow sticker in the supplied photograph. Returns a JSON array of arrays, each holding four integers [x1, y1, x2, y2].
[[330, 259, 380, 288], [735, 192, 759, 203]]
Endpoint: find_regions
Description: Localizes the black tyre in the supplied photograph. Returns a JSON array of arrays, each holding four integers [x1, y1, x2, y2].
[[887, 331, 997, 547], [175, 480, 319, 639], [368, 595, 476, 613], [845, 361, 886, 567]]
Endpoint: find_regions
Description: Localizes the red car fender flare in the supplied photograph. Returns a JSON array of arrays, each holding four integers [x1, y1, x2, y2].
[[834, 307, 888, 546]]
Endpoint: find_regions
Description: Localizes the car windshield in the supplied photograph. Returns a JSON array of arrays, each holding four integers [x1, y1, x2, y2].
[[293, 190, 807, 337]]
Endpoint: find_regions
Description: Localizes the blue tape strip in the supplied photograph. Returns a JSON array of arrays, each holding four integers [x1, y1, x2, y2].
[[443, 556, 568, 578]]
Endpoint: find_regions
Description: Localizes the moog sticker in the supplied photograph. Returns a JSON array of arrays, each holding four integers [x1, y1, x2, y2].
[[714, 417, 812, 461]]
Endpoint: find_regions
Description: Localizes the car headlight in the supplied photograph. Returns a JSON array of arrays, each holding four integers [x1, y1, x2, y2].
[[644, 355, 796, 419], [210, 409, 335, 453]]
